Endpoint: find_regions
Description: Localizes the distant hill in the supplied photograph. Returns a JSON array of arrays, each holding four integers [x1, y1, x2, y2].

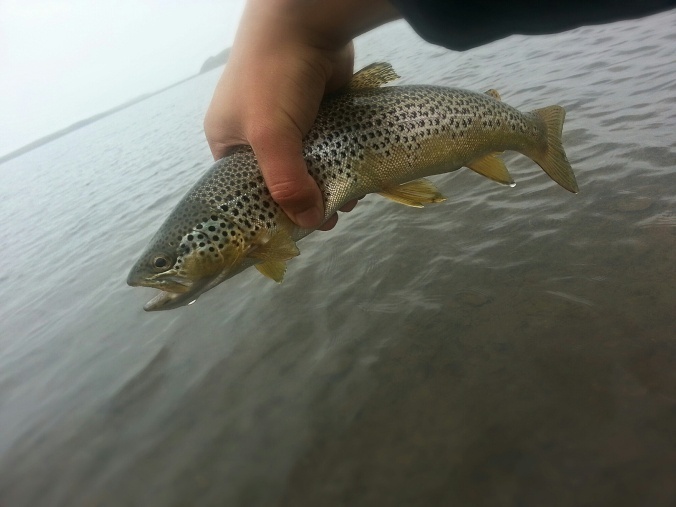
[[200, 47, 231, 74], [0, 49, 232, 166], [0, 92, 153, 165]]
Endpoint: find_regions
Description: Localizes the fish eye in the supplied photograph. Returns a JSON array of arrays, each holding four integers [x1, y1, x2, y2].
[[152, 255, 170, 271]]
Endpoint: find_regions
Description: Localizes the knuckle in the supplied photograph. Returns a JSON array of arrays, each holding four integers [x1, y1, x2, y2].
[[247, 122, 292, 151], [266, 181, 312, 207], [246, 123, 270, 147]]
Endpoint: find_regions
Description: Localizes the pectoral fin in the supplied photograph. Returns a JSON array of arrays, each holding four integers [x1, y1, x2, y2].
[[378, 178, 446, 208], [466, 153, 515, 186], [248, 230, 299, 283], [248, 229, 300, 262], [255, 261, 287, 283]]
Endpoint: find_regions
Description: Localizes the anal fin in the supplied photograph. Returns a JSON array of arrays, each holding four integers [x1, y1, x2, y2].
[[466, 153, 515, 186], [378, 178, 446, 208]]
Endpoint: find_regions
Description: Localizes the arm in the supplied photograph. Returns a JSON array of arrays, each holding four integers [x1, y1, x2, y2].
[[390, 0, 676, 50], [204, 0, 400, 229]]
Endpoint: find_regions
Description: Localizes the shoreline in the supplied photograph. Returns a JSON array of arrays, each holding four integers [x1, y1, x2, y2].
[[0, 74, 200, 166], [0, 47, 231, 167]]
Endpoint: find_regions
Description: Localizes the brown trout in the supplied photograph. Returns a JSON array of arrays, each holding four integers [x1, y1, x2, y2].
[[128, 63, 578, 311]]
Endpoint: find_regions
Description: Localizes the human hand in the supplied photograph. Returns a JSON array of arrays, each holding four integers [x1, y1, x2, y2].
[[204, 0, 399, 230]]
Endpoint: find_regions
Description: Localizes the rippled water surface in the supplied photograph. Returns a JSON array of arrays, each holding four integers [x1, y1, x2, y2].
[[1, 11, 675, 507]]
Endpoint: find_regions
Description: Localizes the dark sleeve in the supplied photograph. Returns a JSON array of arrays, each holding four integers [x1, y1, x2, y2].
[[388, 0, 676, 50]]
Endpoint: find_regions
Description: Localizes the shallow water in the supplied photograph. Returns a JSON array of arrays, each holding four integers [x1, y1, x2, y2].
[[1, 11, 675, 507]]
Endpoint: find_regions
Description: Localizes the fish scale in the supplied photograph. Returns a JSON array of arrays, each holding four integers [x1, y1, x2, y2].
[[128, 62, 578, 311]]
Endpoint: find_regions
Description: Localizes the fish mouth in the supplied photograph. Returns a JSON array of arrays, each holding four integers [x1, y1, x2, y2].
[[127, 272, 204, 311], [129, 256, 251, 311], [142, 289, 202, 311], [127, 273, 193, 294], [142, 274, 224, 311]]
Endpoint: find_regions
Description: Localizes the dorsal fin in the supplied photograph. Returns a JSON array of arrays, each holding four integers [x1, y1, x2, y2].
[[484, 89, 502, 101], [348, 62, 399, 89]]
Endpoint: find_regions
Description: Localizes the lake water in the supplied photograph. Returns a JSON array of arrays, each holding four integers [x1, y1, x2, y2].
[[1, 11, 675, 507]]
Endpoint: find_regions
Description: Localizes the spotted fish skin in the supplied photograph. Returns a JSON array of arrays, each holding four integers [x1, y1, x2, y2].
[[305, 83, 574, 219], [128, 63, 577, 311]]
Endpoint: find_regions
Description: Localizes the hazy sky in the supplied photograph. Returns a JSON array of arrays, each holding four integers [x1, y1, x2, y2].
[[0, 0, 246, 156]]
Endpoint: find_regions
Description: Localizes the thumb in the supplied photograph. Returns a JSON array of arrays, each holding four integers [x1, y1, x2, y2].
[[250, 125, 324, 229]]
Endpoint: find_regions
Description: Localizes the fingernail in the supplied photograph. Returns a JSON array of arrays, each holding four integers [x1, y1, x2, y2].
[[295, 207, 323, 228]]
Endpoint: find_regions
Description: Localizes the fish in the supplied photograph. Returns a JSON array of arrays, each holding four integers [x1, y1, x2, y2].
[[127, 62, 578, 311]]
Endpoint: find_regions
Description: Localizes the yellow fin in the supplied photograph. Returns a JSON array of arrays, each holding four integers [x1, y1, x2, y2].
[[531, 106, 579, 193], [484, 89, 502, 101], [349, 62, 399, 89], [378, 178, 446, 208], [255, 260, 287, 283], [466, 153, 515, 186], [248, 229, 299, 262]]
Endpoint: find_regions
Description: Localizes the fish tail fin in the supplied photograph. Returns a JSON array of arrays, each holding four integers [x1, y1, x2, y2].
[[530, 105, 579, 193]]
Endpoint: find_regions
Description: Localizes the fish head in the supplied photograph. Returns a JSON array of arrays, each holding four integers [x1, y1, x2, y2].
[[127, 199, 251, 311]]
